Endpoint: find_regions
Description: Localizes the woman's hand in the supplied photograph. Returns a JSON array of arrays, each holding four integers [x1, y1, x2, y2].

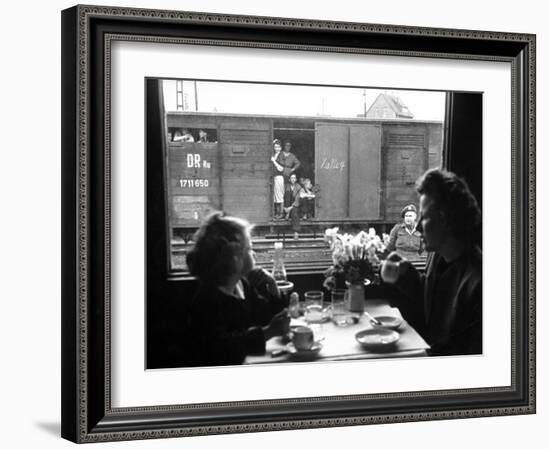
[[271, 158, 284, 172], [247, 268, 281, 300], [263, 309, 290, 340], [380, 252, 411, 284]]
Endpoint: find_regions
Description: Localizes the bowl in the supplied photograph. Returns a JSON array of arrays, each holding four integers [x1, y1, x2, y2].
[[355, 328, 400, 351]]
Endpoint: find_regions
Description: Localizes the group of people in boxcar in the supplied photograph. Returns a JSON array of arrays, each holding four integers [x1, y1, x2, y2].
[[270, 139, 316, 239], [172, 128, 213, 143]]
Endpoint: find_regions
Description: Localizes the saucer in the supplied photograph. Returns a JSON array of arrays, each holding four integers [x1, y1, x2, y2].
[[355, 328, 400, 351], [276, 280, 294, 294], [285, 341, 323, 359], [370, 315, 403, 330]]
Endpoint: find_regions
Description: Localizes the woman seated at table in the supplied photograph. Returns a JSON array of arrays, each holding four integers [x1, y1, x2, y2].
[[380, 169, 482, 356], [185, 212, 289, 366]]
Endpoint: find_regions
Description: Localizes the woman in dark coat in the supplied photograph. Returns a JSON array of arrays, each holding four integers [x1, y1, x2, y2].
[[184, 212, 289, 366], [381, 169, 482, 356]]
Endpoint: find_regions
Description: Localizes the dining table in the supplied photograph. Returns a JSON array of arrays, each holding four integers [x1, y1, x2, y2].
[[245, 299, 430, 364]]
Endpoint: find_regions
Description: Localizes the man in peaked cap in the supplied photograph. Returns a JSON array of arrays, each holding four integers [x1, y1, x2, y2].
[[401, 204, 417, 217], [386, 203, 424, 260]]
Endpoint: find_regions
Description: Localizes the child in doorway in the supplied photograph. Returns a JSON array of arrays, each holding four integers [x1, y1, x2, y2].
[[299, 178, 316, 220]]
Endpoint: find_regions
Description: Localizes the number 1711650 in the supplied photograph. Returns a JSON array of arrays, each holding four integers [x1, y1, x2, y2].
[[179, 179, 209, 188]]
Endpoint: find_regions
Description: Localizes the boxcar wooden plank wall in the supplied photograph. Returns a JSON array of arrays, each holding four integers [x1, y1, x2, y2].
[[219, 117, 271, 224], [382, 122, 442, 220], [167, 142, 220, 226], [427, 123, 444, 175]]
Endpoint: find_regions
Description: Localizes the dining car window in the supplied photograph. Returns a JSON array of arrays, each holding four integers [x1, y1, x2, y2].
[[146, 78, 483, 370]]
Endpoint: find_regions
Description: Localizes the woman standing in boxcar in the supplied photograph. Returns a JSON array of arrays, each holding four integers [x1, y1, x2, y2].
[[271, 139, 285, 219]]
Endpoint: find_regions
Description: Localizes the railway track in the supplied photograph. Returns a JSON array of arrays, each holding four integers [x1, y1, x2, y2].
[[171, 235, 427, 275], [172, 235, 334, 274]]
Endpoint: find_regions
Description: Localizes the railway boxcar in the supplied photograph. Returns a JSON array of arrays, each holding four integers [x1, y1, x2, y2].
[[165, 112, 442, 233]]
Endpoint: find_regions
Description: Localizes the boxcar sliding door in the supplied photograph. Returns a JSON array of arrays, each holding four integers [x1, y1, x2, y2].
[[349, 124, 382, 219], [315, 123, 381, 220]]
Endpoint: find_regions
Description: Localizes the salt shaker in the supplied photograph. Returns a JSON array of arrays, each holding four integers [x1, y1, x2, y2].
[[288, 292, 300, 318]]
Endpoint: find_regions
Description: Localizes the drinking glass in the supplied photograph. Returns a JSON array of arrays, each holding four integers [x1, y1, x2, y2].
[[304, 290, 324, 324], [331, 289, 351, 326]]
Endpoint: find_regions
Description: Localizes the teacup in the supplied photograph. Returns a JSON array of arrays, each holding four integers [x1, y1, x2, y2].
[[291, 326, 314, 351], [380, 259, 401, 284]]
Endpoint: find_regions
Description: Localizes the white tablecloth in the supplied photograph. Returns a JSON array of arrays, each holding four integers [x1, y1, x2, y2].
[[245, 299, 430, 364]]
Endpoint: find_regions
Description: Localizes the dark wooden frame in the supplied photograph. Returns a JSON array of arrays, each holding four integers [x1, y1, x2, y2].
[[61, 4, 536, 443]]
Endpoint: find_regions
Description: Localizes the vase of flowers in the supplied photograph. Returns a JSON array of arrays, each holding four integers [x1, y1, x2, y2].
[[323, 227, 388, 313]]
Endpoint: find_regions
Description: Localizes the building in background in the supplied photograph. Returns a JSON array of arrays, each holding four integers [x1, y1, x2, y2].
[[365, 92, 414, 119]]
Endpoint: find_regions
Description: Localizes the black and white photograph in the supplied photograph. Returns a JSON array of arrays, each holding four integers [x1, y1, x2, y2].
[[146, 78, 482, 369]]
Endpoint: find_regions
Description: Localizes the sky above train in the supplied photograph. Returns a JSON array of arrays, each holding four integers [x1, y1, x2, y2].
[[162, 79, 446, 121]]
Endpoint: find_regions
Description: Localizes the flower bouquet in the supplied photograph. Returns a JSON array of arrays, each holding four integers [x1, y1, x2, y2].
[[323, 227, 389, 291]]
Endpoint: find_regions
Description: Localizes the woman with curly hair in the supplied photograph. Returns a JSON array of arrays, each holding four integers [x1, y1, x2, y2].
[[381, 169, 482, 356], [184, 212, 289, 366]]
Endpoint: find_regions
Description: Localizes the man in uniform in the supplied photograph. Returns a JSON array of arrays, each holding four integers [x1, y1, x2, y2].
[[280, 140, 301, 179], [386, 204, 424, 260]]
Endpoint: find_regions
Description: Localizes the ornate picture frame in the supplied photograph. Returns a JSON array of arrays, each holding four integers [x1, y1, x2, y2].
[[61, 4, 535, 443]]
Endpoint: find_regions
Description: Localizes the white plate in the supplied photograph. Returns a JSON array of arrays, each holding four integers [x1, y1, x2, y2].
[[370, 315, 403, 330], [355, 328, 400, 350], [285, 341, 323, 360]]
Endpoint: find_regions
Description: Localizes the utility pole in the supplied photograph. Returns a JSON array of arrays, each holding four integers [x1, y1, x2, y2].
[[176, 80, 184, 111], [194, 81, 199, 111]]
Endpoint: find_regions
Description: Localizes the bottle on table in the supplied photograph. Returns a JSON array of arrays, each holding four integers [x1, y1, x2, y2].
[[272, 241, 294, 306], [271, 241, 287, 282]]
